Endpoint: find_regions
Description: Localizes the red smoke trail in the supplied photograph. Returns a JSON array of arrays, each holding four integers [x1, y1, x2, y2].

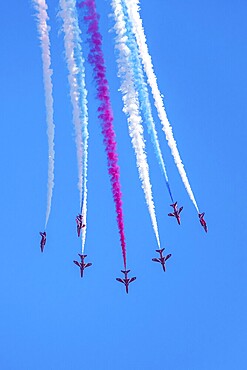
[[78, 0, 127, 269]]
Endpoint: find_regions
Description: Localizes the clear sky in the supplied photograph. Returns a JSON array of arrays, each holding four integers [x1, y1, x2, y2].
[[1, 0, 247, 369]]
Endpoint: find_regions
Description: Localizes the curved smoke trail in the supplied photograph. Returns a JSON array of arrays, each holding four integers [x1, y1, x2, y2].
[[33, 0, 55, 229], [111, 0, 161, 249], [125, 0, 199, 212], [59, 0, 89, 253], [121, 0, 174, 203], [78, 0, 127, 268]]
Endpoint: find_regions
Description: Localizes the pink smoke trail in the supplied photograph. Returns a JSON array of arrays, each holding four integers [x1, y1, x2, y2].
[[78, 0, 127, 269]]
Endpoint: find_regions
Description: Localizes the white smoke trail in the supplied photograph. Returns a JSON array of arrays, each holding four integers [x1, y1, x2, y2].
[[81, 196, 87, 251], [59, 0, 83, 203], [125, 0, 199, 213], [112, 0, 161, 248], [33, 0, 55, 228], [121, 1, 174, 202], [59, 0, 89, 253]]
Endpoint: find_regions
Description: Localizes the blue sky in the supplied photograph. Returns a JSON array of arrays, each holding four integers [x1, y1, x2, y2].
[[1, 0, 247, 369]]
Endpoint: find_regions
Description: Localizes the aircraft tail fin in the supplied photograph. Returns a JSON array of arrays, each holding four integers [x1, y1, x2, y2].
[[170, 202, 177, 207], [121, 269, 130, 274], [155, 248, 164, 253]]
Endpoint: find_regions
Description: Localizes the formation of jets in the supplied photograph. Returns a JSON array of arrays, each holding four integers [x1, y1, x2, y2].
[[39, 207, 207, 293], [168, 201, 208, 233]]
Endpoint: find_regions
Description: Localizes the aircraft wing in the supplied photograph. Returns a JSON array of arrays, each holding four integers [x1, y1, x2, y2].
[[116, 278, 124, 284], [85, 263, 92, 268], [165, 254, 172, 261], [152, 258, 160, 263], [168, 213, 175, 217], [73, 261, 80, 267], [129, 277, 136, 283], [179, 207, 183, 213]]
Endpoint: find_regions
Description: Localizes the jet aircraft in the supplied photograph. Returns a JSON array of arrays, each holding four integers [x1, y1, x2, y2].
[[39, 231, 46, 253], [73, 254, 92, 277], [76, 214, 85, 237], [152, 248, 172, 272], [168, 202, 183, 225], [116, 270, 136, 294], [199, 212, 208, 233]]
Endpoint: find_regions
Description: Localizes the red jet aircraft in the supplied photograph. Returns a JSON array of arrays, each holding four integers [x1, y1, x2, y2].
[[39, 231, 46, 253], [116, 270, 136, 294], [76, 214, 85, 237], [73, 254, 92, 277], [168, 202, 183, 225], [199, 212, 208, 233], [152, 248, 172, 272]]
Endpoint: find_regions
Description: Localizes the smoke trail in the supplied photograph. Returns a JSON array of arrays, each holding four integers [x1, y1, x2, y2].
[[59, 0, 89, 253], [59, 0, 83, 203], [125, 0, 199, 212], [77, 0, 127, 267], [33, 0, 55, 228], [120, 0, 174, 203], [59, 0, 89, 251], [111, 0, 161, 248]]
